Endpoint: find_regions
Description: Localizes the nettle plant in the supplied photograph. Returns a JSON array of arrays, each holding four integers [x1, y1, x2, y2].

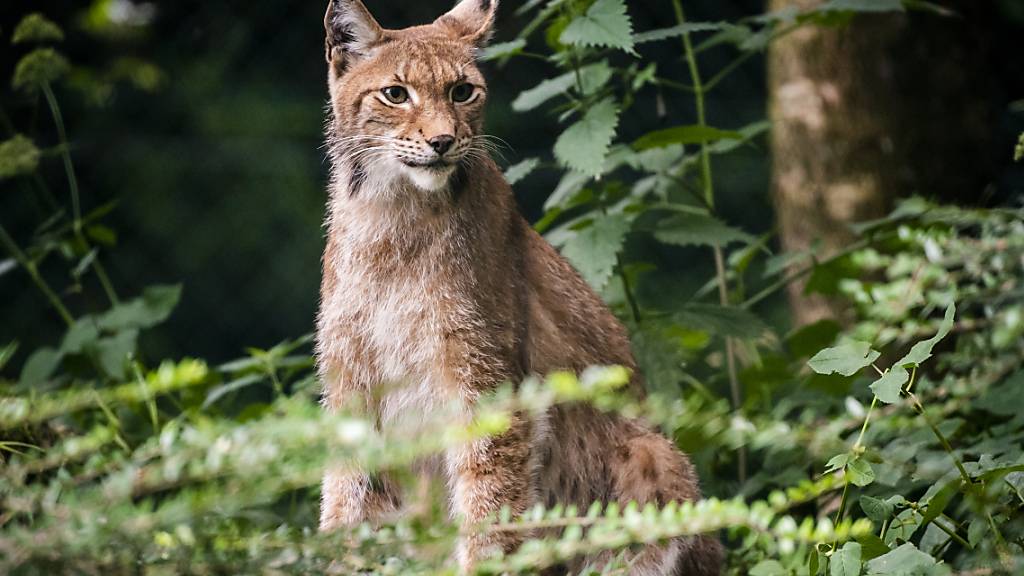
[[3, 5, 1024, 576], [487, 0, 953, 466]]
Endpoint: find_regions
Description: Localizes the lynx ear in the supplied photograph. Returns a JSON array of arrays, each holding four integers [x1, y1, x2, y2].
[[435, 0, 498, 48], [324, 0, 385, 68]]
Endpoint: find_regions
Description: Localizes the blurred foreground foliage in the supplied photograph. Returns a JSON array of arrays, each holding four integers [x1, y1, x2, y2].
[[3, 4, 1024, 575]]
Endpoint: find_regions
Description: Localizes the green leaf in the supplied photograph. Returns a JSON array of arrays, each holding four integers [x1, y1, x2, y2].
[[831, 541, 862, 576], [554, 98, 620, 176], [674, 304, 770, 340], [12, 48, 69, 92], [860, 495, 894, 524], [202, 374, 266, 409], [633, 22, 726, 44], [1015, 132, 1024, 163], [18, 347, 61, 387], [749, 560, 787, 576], [866, 543, 948, 576], [856, 535, 891, 561], [560, 212, 631, 291], [560, 0, 636, 54], [634, 124, 742, 150], [12, 13, 65, 44], [0, 135, 41, 180], [98, 285, 183, 331], [819, 0, 904, 13], [94, 329, 139, 379], [653, 213, 754, 248], [504, 157, 540, 185], [825, 452, 852, 473], [512, 62, 612, 112], [895, 303, 955, 368], [847, 458, 875, 487], [808, 341, 880, 376], [920, 480, 957, 526], [479, 39, 526, 61], [869, 367, 908, 404]]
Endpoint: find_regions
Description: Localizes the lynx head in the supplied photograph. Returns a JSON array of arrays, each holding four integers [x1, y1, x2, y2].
[[324, 0, 498, 196]]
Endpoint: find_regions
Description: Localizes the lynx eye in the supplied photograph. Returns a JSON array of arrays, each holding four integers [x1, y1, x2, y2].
[[381, 86, 409, 104], [451, 83, 475, 103]]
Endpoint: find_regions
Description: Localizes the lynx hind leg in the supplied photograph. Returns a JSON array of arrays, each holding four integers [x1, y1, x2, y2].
[[590, 428, 722, 576], [319, 468, 401, 531]]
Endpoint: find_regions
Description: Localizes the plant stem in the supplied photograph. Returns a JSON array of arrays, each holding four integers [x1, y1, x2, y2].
[[617, 254, 642, 325], [673, 0, 745, 481], [0, 224, 73, 326], [41, 81, 119, 306], [41, 82, 81, 229]]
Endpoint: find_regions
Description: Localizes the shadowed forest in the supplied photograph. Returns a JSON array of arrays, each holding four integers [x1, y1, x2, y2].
[[2, 0, 1024, 574]]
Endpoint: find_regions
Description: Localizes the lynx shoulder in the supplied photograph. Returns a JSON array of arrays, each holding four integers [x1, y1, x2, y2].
[[315, 1, 722, 573]]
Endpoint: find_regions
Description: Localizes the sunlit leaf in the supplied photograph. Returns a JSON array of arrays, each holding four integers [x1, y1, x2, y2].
[[560, 0, 636, 54], [560, 212, 631, 291], [504, 157, 540, 185], [554, 98, 620, 176], [808, 341, 880, 376], [869, 367, 908, 404]]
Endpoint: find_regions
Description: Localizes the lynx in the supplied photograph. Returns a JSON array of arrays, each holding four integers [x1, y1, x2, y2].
[[315, 0, 723, 573]]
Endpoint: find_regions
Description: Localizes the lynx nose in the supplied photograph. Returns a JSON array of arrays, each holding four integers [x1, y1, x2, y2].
[[428, 135, 455, 156]]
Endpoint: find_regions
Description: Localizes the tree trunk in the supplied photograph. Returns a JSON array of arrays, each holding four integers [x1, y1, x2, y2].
[[767, 0, 995, 327]]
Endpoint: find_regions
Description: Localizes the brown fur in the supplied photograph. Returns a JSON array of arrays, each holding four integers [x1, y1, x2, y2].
[[315, 1, 722, 574]]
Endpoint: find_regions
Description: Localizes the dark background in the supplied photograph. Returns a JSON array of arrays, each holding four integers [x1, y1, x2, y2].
[[2, 0, 1023, 365]]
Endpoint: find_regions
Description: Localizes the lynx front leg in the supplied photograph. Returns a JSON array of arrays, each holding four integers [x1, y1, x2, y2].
[[319, 467, 401, 531], [446, 412, 537, 572]]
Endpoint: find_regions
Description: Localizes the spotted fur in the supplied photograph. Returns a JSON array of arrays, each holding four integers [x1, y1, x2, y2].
[[315, 1, 723, 574]]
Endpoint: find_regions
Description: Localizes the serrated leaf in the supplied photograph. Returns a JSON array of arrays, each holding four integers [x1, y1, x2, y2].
[[831, 541, 862, 576], [653, 213, 754, 248], [869, 367, 908, 404], [860, 495, 894, 524], [12, 48, 69, 92], [895, 303, 955, 368], [866, 543, 948, 576], [504, 157, 540, 185], [674, 304, 770, 340], [634, 124, 742, 150], [554, 98, 619, 176], [847, 458, 875, 487], [560, 212, 631, 291], [808, 341, 880, 376], [98, 285, 182, 331], [560, 0, 636, 54], [0, 135, 41, 180], [633, 22, 726, 44], [512, 62, 612, 112], [479, 39, 526, 61], [12, 13, 65, 44]]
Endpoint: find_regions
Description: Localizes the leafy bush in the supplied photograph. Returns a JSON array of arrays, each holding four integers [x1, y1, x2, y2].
[[2, 4, 1023, 575]]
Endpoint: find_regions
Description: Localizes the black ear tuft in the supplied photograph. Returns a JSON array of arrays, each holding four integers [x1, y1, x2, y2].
[[324, 0, 385, 66], [435, 0, 499, 48]]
